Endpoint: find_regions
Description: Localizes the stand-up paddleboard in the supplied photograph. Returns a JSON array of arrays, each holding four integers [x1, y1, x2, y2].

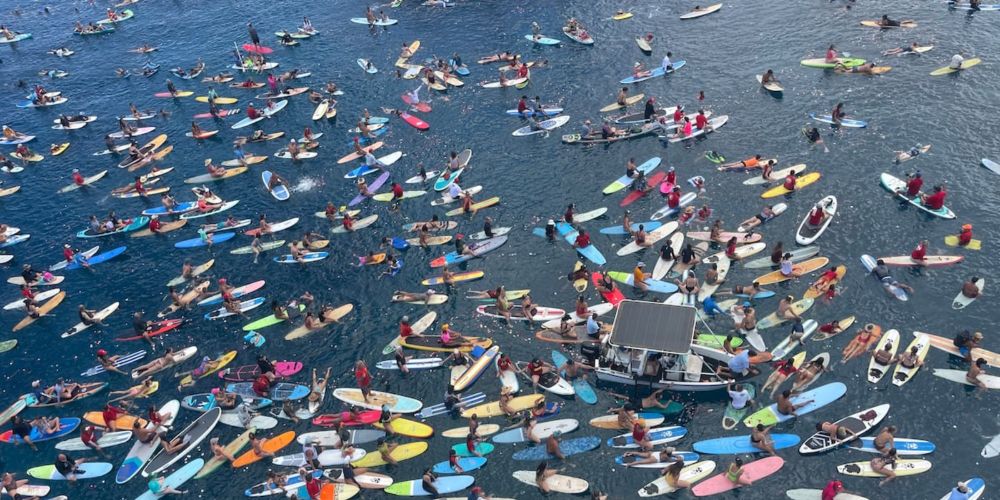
[[638, 461, 716, 497], [693, 434, 800, 454], [691, 456, 784, 496], [848, 437, 935, 455], [116, 400, 179, 483], [799, 404, 890, 454], [680, 3, 722, 19], [891, 334, 930, 386], [796, 196, 837, 245], [744, 382, 847, 427], [879, 172, 956, 219], [868, 329, 900, 383], [144, 407, 221, 476]]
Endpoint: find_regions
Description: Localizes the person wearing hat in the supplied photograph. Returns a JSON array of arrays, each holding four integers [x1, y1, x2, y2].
[[632, 261, 650, 292], [632, 61, 652, 79], [204, 158, 226, 177], [544, 219, 556, 240], [70, 168, 86, 186], [580, 118, 596, 138], [949, 223, 976, 248], [95, 349, 126, 375]]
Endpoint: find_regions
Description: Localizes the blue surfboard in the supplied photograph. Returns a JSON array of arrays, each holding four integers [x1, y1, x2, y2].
[[550, 351, 597, 404], [432, 456, 487, 474], [66, 245, 126, 269], [693, 433, 801, 454], [174, 232, 235, 248]]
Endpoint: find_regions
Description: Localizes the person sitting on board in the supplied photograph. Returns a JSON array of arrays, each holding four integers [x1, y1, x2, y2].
[[906, 239, 931, 265], [659, 51, 675, 73], [614, 87, 632, 107], [824, 44, 841, 64], [921, 185, 947, 210], [953, 330, 984, 362], [760, 69, 779, 87], [953, 223, 974, 247], [241, 105, 262, 125], [869, 448, 900, 486], [949, 52, 965, 70], [966, 358, 990, 390], [897, 345, 925, 374]]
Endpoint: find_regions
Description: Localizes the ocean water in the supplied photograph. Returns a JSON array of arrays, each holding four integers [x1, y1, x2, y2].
[[0, 0, 997, 498]]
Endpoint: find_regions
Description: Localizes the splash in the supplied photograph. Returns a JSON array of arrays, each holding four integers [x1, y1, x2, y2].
[[291, 177, 322, 192]]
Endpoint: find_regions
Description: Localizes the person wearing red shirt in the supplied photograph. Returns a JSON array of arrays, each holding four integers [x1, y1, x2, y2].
[[342, 212, 354, 231], [517, 96, 528, 114], [695, 110, 708, 130], [496, 353, 514, 373], [665, 167, 676, 185], [62, 244, 75, 262], [252, 373, 272, 397], [910, 240, 928, 263], [102, 404, 127, 431], [300, 468, 323, 499], [807, 204, 825, 226], [133, 175, 146, 196], [821, 480, 845, 500], [354, 360, 372, 399], [391, 182, 404, 200], [904, 173, 923, 197], [666, 187, 681, 208], [672, 105, 684, 123], [725, 238, 738, 259], [958, 224, 973, 245], [398, 316, 414, 338], [71, 169, 85, 185], [783, 173, 797, 191], [148, 215, 161, 233], [574, 230, 590, 248], [922, 185, 946, 209], [517, 63, 529, 78]]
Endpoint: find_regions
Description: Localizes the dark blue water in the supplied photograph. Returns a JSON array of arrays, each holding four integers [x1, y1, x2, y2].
[[0, 0, 998, 498]]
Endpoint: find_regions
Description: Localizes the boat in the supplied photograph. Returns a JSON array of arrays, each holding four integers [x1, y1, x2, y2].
[[593, 300, 734, 391]]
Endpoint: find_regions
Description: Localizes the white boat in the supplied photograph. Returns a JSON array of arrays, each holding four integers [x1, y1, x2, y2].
[[592, 300, 733, 392]]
